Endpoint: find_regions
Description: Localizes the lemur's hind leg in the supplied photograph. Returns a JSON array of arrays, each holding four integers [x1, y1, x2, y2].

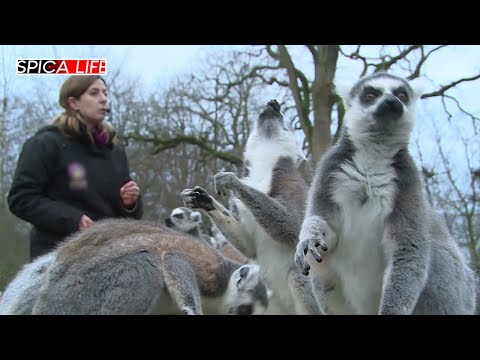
[[34, 249, 164, 315], [288, 270, 323, 315], [162, 251, 203, 315], [98, 250, 165, 315]]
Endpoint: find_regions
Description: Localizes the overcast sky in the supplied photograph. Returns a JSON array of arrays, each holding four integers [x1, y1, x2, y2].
[[1, 45, 245, 95], [2, 45, 479, 173], [3, 45, 479, 103]]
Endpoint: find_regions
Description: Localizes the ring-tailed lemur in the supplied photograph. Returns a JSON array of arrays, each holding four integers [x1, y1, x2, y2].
[[166, 206, 250, 265], [294, 72, 477, 315], [0, 252, 56, 315], [32, 218, 270, 315], [0, 208, 251, 315], [165, 206, 218, 247], [181, 100, 321, 315]]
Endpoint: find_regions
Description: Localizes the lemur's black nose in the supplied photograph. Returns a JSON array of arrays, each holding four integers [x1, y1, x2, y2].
[[384, 96, 403, 115], [384, 97, 401, 109], [375, 95, 403, 120], [267, 99, 280, 112]]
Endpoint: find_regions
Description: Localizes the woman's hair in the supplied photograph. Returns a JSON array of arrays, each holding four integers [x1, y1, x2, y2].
[[52, 75, 116, 144]]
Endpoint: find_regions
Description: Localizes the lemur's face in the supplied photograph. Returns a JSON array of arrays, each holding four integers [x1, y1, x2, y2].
[[165, 207, 201, 233], [343, 73, 420, 140], [245, 99, 307, 167], [256, 99, 290, 139], [226, 264, 270, 315]]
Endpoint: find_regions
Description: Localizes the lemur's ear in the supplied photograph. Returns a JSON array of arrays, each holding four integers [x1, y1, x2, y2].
[[236, 264, 260, 290], [296, 150, 308, 166], [408, 77, 430, 100], [239, 266, 249, 279], [191, 211, 201, 223], [165, 217, 173, 227], [334, 78, 356, 108]]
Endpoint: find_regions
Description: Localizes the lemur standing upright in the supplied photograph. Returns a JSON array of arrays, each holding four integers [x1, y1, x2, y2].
[[29, 219, 270, 315], [181, 100, 321, 315], [165, 206, 250, 265], [294, 72, 477, 314]]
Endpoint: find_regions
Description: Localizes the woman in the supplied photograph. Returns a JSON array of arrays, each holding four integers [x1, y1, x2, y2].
[[8, 75, 143, 260]]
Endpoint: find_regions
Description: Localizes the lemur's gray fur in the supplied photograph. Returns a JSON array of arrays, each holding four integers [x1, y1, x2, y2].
[[294, 72, 477, 315], [181, 100, 321, 315], [166, 206, 249, 265], [0, 252, 56, 315], [209, 224, 251, 265], [31, 218, 269, 315]]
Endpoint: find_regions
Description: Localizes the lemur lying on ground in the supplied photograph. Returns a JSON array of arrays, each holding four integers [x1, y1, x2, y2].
[[165, 206, 249, 264]]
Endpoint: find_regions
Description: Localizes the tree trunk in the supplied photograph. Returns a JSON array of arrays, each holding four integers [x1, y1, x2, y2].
[[311, 45, 339, 165]]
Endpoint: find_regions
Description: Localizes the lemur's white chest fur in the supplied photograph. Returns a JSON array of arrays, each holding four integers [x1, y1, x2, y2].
[[242, 140, 300, 193], [330, 144, 397, 314]]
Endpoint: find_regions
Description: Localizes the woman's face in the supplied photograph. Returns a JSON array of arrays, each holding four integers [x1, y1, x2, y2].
[[69, 79, 108, 128]]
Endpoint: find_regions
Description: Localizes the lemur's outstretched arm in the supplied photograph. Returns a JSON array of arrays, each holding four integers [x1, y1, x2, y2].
[[181, 186, 255, 258], [214, 172, 300, 247], [161, 251, 203, 315]]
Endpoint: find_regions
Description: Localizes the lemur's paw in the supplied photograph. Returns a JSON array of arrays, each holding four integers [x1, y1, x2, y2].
[[294, 217, 329, 275], [180, 186, 214, 211], [214, 172, 240, 197]]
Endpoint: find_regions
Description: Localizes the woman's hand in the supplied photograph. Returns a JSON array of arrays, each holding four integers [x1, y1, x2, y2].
[[120, 180, 140, 208], [79, 214, 95, 229]]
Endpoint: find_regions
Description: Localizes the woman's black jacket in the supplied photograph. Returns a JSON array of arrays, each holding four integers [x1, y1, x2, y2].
[[8, 125, 144, 259]]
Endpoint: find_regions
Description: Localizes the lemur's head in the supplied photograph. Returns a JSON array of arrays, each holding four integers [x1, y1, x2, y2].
[[256, 99, 285, 138], [337, 72, 426, 145], [165, 207, 201, 233], [224, 264, 271, 315], [245, 99, 307, 168]]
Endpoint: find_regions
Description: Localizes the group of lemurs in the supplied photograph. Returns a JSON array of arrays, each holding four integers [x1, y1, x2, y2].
[[0, 72, 477, 315]]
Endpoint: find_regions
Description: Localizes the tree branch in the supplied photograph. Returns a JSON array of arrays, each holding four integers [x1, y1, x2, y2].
[[277, 45, 313, 143], [125, 133, 243, 166], [374, 45, 422, 72], [333, 94, 345, 144], [339, 45, 369, 76], [407, 45, 447, 79], [422, 74, 480, 99]]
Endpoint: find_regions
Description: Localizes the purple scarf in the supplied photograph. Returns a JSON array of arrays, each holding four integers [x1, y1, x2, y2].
[[92, 128, 108, 147]]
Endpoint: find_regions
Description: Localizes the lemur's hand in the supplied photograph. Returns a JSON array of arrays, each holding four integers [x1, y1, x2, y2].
[[214, 172, 241, 197], [180, 186, 215, 211], [294, 216, 330, 276]]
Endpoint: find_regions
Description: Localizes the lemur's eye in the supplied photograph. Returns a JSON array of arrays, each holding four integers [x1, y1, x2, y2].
[[363, 92, 377, 102], [237, 304, 253, 315], [173, 213, 184, 219], [395, 91, 409, 103]]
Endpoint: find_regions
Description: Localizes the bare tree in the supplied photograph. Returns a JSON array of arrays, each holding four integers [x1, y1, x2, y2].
[[417, 122, 479, 265], [123, 52, 264, 158]]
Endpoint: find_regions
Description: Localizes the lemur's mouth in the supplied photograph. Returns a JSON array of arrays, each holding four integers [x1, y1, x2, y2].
[[261, 99, 281, 116], [257, 100, 283, 132]]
